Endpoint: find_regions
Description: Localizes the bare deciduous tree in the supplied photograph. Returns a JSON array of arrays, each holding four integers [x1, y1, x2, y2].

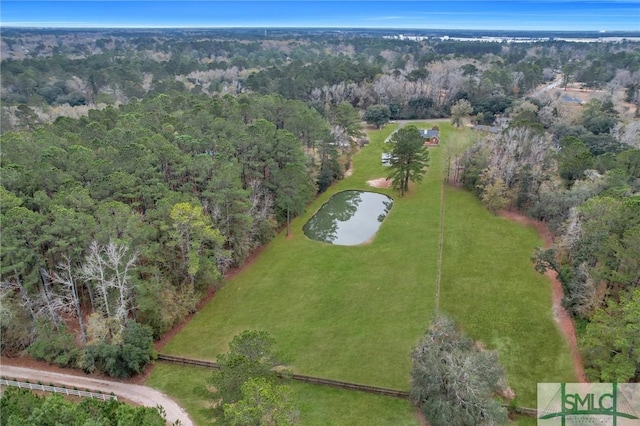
[[77, 240, 138, 332], [3, 272, 37, 321], [450, 99, 473, 127], [45, 255, 88, 343]]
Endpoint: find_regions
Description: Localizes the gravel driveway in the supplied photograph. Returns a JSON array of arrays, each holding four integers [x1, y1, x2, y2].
[[0, 365, 194, 426]]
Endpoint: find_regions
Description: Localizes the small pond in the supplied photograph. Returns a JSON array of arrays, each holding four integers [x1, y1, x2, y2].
[[303, 190, 393, 245]]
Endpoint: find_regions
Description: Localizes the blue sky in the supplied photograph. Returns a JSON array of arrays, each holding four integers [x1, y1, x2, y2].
[[2, 1, 639, 31]]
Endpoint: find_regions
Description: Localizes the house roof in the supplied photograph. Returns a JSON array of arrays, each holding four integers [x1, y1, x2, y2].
[[419, 129, 439, 139], [472, 125, 501, 134], [560, 95, 584, 104]]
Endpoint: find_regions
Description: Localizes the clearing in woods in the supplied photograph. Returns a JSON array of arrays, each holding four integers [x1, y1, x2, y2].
[[154, 123, 576, 423]]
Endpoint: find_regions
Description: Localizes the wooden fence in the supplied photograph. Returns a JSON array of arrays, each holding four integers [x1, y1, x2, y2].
[[0, 378, 117, 401], [157, 354, 409, 398], [157, 353, 539, 416]]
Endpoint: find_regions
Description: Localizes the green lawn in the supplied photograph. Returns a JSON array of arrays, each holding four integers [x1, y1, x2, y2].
[[162, 123, 443, 390], [147, 363, 419, 426], [440, 187, 576, 406], [154, 122, 574, 421]]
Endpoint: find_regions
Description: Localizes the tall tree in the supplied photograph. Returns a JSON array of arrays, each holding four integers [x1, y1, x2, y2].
[[410, 314, 508, 426], [477, 166, 512, 213], [270, 129, 314, 236], [223, 378, 299, 426], [46, 256, 88, 343], [203, 330, 286, 422], [330, 102, 364, 140], [450, 99, 473, 128], [387, 125, 430, 196], [168, 202, 224, 289], [77, 240, 138, 331], [363, 104, 391, 129], [581, 287, 640, 382], [273, 164, 313, 237], [557, 136, 595, 186]]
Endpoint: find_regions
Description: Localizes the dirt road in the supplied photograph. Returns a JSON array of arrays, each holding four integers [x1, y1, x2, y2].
[[0, 365, 194, 426]]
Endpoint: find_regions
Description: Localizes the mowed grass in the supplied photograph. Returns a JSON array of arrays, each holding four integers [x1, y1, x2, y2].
[[440, 187, 576, 406], [146, 362, 533, 426], [157, 122, 574, 420], [162, 123, 443, 389], [146, 364, 419, 426]]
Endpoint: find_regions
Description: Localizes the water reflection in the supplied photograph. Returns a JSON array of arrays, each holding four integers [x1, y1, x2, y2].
[[378, 200, 393, 223], [303, 191, 394, 245]]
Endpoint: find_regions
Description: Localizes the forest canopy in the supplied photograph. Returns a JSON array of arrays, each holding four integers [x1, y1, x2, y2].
[[1, 92, 350, 363]]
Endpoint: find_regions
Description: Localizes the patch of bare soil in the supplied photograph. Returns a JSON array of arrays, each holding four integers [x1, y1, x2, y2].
[[367, 177, 392, 188], [551, 84, 637, 116], [498, 210, 588, 383]]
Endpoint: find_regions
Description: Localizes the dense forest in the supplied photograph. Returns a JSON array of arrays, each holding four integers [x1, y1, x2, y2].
[[1, 29, 639, 383], [1, 91, 359, 376], [3, 29, 640, 129]]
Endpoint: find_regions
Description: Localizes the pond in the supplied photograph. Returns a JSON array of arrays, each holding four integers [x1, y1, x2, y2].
[[303, 191, 394, 245]]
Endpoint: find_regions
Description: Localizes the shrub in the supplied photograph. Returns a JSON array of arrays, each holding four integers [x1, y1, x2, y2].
[[79, 321, 155, 378], [27, 321, 79, 368]]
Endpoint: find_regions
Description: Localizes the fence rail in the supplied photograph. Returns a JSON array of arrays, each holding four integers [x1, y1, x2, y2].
[[511, 406, 539, 417], [0, 378, 117, 401], [157, 354, 409, 398], [158, 354, 219, 369], [157, 354, 538, 416], [289, 373, 410, 398]]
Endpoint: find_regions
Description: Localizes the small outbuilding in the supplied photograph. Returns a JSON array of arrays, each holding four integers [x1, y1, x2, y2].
[[472, 125, 501, 134], [560, 94, 584, 105]]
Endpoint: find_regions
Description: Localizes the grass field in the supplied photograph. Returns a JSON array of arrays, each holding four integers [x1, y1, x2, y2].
[[149, 122, 575, 423], [161, 123, 442, 390], [440, 187, 576, 404]]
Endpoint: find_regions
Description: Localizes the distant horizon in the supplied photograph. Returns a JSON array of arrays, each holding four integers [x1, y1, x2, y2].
[[3, 25, 640, 34], [2, 1, 639, 32]]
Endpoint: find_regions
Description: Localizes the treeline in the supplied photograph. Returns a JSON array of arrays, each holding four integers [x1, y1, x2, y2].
[[460, 95, 640, 382], [1, 93, 358, 375]]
